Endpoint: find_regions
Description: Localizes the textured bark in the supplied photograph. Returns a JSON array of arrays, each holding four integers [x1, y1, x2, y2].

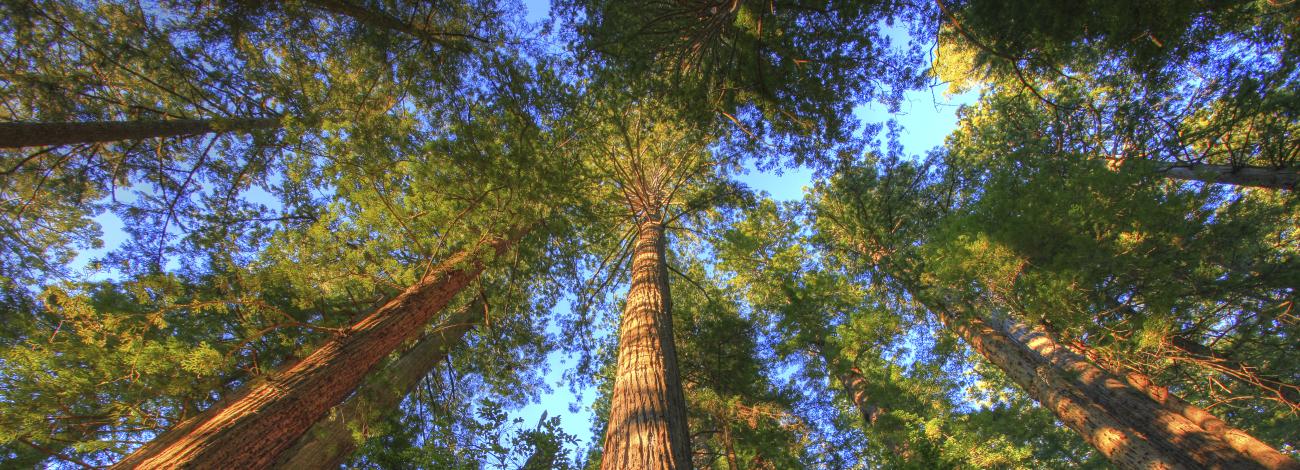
[[0, 117, 280, 149], [600, 220, 692, 470], [918, 294, 1187, 470], [1059, 333, 1300, 470], [998, 318, 1271, 469], [1158, 163, 1299, 190], [112, 229, 526, 469], [271, 299, 484, 469]]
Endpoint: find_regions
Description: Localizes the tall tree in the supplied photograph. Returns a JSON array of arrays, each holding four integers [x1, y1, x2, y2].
[[110, 227, 530, 468], [0, 117, 282, 149], [579, 100, 712, 470], [812, 152, 1299, 468]]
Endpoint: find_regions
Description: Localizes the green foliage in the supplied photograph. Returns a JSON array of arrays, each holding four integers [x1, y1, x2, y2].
[[2, 0, 1297, 468]]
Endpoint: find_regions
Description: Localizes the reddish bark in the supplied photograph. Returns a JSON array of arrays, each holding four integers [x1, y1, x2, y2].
[[271, 299, 484, 469], [916, 292, 1187, 469], [600, 220, 692, 470], [1057, 333, 1300, 470], [112, 229, 526, 468], [998, 318, 1268, 469]]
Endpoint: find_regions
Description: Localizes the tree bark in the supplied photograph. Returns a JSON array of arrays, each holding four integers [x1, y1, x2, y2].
[[997, 317, 1273, 469], [721, 422, 739, 470], [296, 0, 480, 48], [1056, 332, 1300, 470], [836, 364, 882, 425], [270, 298, 485, 469], [111, 228, 527, 469], [914, 291, 1188, 469], [1157, 163, 1299, 190], [0, 117, 280, 149], [600, 219, 692, 470]]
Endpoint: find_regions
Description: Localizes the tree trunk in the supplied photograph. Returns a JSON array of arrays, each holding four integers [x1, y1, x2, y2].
[[915, 292, 1188, 469], [111, 228, 527, 469], [836, 365, 882, 425], [1055, 331, 1300, 470], [600, 219, 692, 470], [997, 317, 1273, 469], [271, 299, 484, 469], [1157, 163, 1298, 190], [721, 422, 739, 470], [297, 0, 479, 48], [0, 117, 280, 149]]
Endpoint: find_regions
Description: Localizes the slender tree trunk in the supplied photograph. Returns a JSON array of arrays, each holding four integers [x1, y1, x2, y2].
[[296, 0, 480, 48], [912, 290, 1188, 469], [1052, 331, 1300, 470], [721, 423, 739, 470], [996, 317, 1273, 469], [600, 219, 692, 470], [271, 299, 484, 469], [1157, 163, 1298, 190], [836, 364, 882, 425], [0, 117, 280, 149], [111, 228, 527, 469]]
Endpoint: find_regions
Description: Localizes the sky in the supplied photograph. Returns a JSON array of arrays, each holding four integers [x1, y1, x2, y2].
[[64, 0, 980, 464]]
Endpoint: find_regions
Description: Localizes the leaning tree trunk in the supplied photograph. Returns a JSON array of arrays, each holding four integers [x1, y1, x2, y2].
[[808, 340, 882, 426], [296, 0, 477, 48], [909, 288, 1188, 469], [271, 299, 485, 469], [996, 317, 1275, 469], [1043, 327, 1300, 470], [600, 219, 692, 470], [112, 228, 526, 469], [0, 117, 280, 149], [1157, 163, 1299, 190]]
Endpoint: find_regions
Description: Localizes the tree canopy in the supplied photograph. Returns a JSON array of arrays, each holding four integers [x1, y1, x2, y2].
[[1, 0, 1296, 468]]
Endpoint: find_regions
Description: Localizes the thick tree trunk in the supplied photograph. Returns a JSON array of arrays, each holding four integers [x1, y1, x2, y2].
[[112, 229, 526, 469], [997, 317, 1274, 469], [1157, 163, 1299, 190], [0, 117, 280, 149], [1054, 331, 1300, 470], [600, 220, 692, 470], [916, 292, 1187, 469], [271, 299, 484, 469]]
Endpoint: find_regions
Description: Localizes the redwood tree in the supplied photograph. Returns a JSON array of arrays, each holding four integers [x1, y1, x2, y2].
[[111, 228, 528, 468]]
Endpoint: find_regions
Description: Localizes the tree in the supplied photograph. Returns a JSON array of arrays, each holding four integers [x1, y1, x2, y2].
[[933, 0, 1299, 191], [811, 148, 1299, 468], [272, 297, 486, 469], [0, 117, 282, 149], [109, 228, 529, 468], [575, 98, 712, 470]]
